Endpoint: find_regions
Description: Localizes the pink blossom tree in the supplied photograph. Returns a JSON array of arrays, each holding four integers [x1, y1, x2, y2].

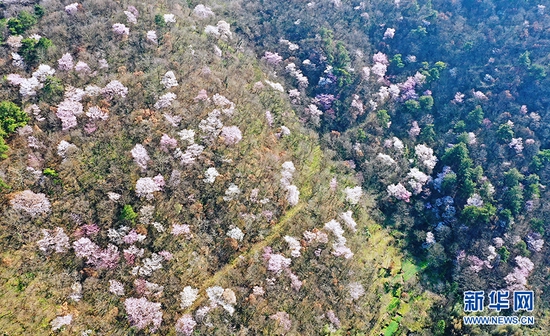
[[220, 126, 242, 145], [262, 51, 283, 66], [135, 177, 162, 200], [65, 3, 79, 15], [270, 312, 292, 332], [193, 4, 215, 19], [112, 23, 130, 37], [387, 183, 412, 202], [175, 314, 196, 336], [10, 190, 51, 217], [102, 80, 128, 99], [37, 227, 69, 254], [131, 144, 150, 170], [124, 297, 163, 331]]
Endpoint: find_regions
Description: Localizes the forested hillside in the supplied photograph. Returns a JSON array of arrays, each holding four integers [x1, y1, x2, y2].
[[223, 0, 550, 334], [1, 0, 550, 335]]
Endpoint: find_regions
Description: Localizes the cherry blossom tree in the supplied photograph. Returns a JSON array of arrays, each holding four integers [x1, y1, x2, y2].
[[180, 286, 199, 308], [204, 167, 220, 183], [193, 4, 215, 19], [75, 61, 91, 74], [164, 14, 176, 23], [348, 282, 365, 300], [415, 144, 438, 171], [154, 93, 177, 109], [72, 237, 120, 269], [131, 144, 150, 170], [262, 51, 283, 66], [339, 210, 357, 232], [227, 227, 244, 241], [37, 227, 70, 254], [109, 280, 125, 296], [124, 10, 137, 24], [147, 31, 158, 44], [65, 3, 79, 15], [161, 71, 178, 89], [286, 185, 299, 206], [10, 190, 51, 217], [284, 236, 301, 257], [135, 177, 162, 200], [383, 28, 396, 39], [344, 186, 362, 205], [387, 183, 412, 202], [51, 315, 72, 331], [175, 314, 197, 336], [270, 312, 292, 332], [206, 286, 235, 315], [102, 80, 128, 99], [220, 126, 242, 145], [124, 297, 163, 331], [86, 106, 109, 121], [266, 253, 292, 274], [112, 23, 130, 37]]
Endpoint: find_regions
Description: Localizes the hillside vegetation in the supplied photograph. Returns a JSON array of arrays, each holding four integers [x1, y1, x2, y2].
[[0, 0, 439, 334]]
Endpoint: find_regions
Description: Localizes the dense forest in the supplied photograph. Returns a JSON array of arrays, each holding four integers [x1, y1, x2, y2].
[[0, 0, 549, 335]]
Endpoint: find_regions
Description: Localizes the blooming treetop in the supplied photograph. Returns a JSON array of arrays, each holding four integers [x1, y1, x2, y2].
[[112, 23, 130, 36], [131, 144, 150, 170], [164, 14, 176, 23], [147, 31, 158, 44], [135, 177, 162, 200], [51, 315, 72, 331], [227, 227, 244, 241], [37, 227, 70, 254], [102, 80, 128, 99], [124, 297, 163, 331], [387, 183, 412, 202], [109, 280, 125, 296], [65, 3, 79, 15], [10, 190, 51, 217], [193, 4, 215, 19], [348, 282, 365, 300], [161, 71, 178, 89], [206, 286, 236, 315], [284, 236, 301, 257], [221, 126, 242, 145], [180, 286, 199, 308], [383, 28, 396, 39], [175, 315, 197, 336], [204, 167, 220, 183], [344, 186, 362, 205], [270, 312, 292, 332], [205, 21, 232, 40], [262, 51, 283, 66], [339, 210, 357, 232], [154, 92, 177, 109], [415, 144, 438, 171]]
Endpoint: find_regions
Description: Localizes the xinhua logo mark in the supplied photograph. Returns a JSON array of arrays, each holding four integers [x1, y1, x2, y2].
[[464, 290, 533, 312]]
